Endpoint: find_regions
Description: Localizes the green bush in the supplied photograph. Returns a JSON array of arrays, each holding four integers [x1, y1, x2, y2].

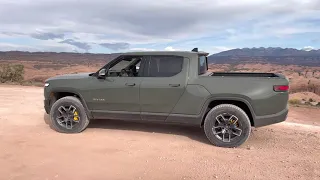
[[0, 64, 24, 83], [288, 99, 301, 105]]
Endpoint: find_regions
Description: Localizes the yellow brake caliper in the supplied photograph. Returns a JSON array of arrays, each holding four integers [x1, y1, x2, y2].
[[73, 111, 79, 121], [230, 117, 239, 127]]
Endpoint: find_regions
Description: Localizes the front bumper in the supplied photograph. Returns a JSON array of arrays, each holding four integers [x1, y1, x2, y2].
[[253, 107, 289, 127]]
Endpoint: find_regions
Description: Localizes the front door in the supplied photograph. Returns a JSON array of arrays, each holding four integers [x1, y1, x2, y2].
[[140, 55, 187, 121], [89, 55, 145, 120]]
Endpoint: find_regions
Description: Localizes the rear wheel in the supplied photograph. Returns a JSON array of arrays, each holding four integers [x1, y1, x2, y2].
[[204, 104, 251, 148], [49, 96, 90, 133]]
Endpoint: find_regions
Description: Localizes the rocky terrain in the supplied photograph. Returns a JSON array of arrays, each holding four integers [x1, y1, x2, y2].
[[1, 47, 320, 104], [0, 48, 319, 180]]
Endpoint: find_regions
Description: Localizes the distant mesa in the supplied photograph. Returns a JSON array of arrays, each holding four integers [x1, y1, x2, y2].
[[1, 47, 320, 66], [208, 47, 320, 66]]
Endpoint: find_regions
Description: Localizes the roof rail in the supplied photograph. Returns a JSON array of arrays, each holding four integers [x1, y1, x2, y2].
[[191, 48, 198, 52]]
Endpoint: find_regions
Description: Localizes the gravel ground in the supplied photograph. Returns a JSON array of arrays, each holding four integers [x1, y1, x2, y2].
[[0, 85, 319, 180]]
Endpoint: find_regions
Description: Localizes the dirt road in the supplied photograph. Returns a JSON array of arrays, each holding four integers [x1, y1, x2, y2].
[[0, 85, 319, 180]]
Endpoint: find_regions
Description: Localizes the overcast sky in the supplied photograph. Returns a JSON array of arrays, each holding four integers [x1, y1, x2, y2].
[[0, 0, 319, 54]]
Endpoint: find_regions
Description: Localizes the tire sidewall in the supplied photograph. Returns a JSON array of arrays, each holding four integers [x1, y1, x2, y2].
[[49, 97, 88, 133], [204, 104, 251, 148]]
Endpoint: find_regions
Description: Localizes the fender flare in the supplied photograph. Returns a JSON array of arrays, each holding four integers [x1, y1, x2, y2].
[[49, 87, 93, 119], [199, 95, 256, 126]]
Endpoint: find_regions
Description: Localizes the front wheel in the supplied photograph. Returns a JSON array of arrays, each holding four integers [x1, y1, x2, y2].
[[49, 96, 90, 133], [204, 104, 251, 148]]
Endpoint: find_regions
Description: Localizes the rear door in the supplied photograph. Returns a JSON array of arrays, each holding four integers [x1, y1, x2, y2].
[[140, 55, 188, 121]]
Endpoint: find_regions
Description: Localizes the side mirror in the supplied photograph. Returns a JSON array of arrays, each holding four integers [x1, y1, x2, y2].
[[98, 68, 107, 79]]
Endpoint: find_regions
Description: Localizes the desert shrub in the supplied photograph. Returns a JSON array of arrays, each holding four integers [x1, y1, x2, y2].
[[297, 71, 302, 76], [304, 101, 312, 106], [288, 99, 301, 105], [21, 81, 43, 87], [28, 76, 49, 83], [316, 102, 320, 107], [290, 82, 320, 96], [309, 98, 314, 102], [33, 64, 65, 70], [0, 64, 24, 83]]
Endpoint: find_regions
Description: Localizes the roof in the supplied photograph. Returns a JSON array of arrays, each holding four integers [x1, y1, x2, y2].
[[122, 50, 209, 56]]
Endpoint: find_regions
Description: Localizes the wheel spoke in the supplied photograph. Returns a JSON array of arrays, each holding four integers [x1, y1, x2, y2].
[[56, 117, 64, 122], [65, 120, 72, 129], [58, 106, 67, 115], [213, 125, 224, 129], [69, 105, 76, 113], [222, 132, 231, 142], [229, 115, 238, 124], [232, 127, 242, 136], [213, 129, 223, 135], [216, 114, 226, 124], [57, 118, 65, 127]]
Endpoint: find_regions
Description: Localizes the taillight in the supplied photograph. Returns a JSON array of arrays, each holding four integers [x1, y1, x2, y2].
[[273, 85, 289, 92]]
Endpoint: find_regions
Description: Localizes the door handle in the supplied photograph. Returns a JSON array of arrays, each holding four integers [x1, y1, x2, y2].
[[169, 84, 180, 87], [125, 83, 136, 86]]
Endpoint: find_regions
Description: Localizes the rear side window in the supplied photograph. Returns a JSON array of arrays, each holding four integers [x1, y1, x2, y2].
[[144, 55, 183, 77], [199, 55, 208, 75]]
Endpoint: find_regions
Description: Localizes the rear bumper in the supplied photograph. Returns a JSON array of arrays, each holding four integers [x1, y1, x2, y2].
[[44, 99, 50, 114], [253, 107, 288, 127]]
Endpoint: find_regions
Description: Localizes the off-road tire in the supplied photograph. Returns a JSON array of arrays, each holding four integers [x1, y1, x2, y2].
[[204, 104, 251, 148], [49, 96, 90, 133]]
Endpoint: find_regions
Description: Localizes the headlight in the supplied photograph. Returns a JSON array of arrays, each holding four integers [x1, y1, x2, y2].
[[44, 83, 50, 87]]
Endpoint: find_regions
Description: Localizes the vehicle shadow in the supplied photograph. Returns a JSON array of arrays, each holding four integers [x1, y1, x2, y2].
[[43, 113, 262, 146], [88, 119, 211, 145]]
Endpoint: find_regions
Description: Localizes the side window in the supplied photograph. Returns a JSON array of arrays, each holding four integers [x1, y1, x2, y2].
[[109, 57, 136, 71], [145, 55, 183, 77], [199, 55, 207, 75], [107, 56, 143, 77]]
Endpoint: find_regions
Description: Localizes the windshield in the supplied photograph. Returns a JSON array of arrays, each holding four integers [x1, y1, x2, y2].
[[199, 55, 208, 75]]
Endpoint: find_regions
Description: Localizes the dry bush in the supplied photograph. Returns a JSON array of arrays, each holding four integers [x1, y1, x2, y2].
[[288, 99, 301, 105], [0, 64, 24, 83], [28, 76, 50, 83], [21, 81, 44, 87], [290, 82, 320, 96], [33, 64, 66, 70]]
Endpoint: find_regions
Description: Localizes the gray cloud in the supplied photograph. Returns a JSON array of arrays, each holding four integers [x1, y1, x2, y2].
[[0, 0, 319, 51], [99, 42, 130, 51], [1, 0, 318, 38], [31, 32, 64, 40], [60, 39, 91, 52]]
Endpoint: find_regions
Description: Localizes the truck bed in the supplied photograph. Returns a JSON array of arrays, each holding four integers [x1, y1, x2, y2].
[[210, 72, 279, 77]]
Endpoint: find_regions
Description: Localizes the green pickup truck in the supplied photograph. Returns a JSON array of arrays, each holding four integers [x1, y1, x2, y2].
[[44, 48, 289, 147]]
